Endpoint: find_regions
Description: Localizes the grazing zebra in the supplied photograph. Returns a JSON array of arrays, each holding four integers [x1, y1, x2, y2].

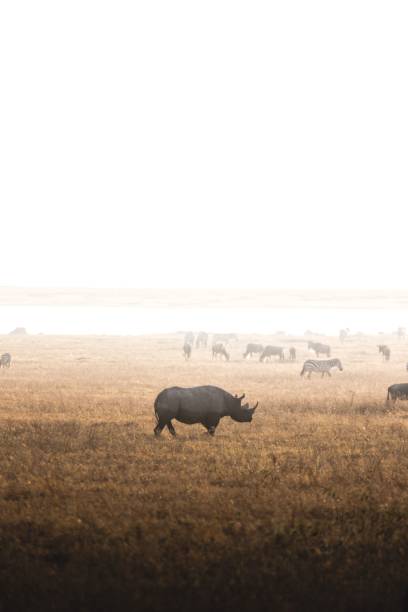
[[259, 346, 284, 362], [308, 341, 331, 358], [243, 343, 264, 359], [183, 343, 192, 360], [378, 344, 391, 361], [212, 343, 230, 361], [0, 353, 11, 368], [195, 331, 208, 348], [300, 358, 343, 378], [184, 331, 194, 346], [289, 347, 296, 361]]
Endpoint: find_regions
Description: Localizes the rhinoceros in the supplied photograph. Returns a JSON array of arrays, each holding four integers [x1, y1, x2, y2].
[[153, 385, 258, 436]]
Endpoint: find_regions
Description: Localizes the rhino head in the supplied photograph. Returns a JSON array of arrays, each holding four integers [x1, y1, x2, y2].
[[231, 394, 258, 422]]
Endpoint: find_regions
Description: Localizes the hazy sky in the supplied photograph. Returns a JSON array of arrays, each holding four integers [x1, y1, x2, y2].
[[1, 1, 406, 288]]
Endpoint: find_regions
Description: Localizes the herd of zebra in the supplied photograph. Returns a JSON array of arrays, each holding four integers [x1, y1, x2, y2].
[[180, 332, 408, 396], [183, 333, 335, 371], [184, 333, 330, 360]]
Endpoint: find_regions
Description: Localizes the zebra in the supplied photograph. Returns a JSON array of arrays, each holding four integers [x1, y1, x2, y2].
[[308, 341, 331, 358], [300, 358, 343, 378], [195, 332, 208, 348], [212, 343, 230, 361], [0, 353, 11, 368], [378, 345, 391, 361], [182, 343, 192, 360], [243, 343, 264, 359], [259, 346, 284, 362], [289, 347, 296, 361]]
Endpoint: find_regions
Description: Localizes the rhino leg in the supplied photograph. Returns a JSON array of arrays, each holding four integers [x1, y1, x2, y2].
[[203, 417, 220, 436], [167, 421, 176, 436], [154, 421, 165, 436], [154, 412, 172, 436]]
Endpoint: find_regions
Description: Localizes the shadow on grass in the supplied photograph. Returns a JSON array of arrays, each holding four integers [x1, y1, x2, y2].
[[0, 520, 407, 612]]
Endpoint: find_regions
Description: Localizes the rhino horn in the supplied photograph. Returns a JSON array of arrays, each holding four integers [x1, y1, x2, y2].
[[251, 402, 259, 412], [235, 393, 245, 402]]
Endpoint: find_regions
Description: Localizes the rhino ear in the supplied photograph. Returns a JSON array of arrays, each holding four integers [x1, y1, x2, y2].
[[242, 402, 249, 410]]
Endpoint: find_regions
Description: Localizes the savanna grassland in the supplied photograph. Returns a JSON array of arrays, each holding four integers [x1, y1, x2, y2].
[[1, 332, 408, 611]]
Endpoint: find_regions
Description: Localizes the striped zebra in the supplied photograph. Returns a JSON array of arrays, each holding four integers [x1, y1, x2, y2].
[[300, 358, 343, 378]]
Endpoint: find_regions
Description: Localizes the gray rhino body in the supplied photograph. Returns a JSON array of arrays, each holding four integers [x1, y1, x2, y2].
[[154, 385, 258, 436]]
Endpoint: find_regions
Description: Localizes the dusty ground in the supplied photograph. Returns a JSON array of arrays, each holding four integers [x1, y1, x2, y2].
[[1, 332, 408, 611]]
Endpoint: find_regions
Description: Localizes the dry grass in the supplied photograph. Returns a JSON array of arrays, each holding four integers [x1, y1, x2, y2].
[[1, 333, 408, 611]]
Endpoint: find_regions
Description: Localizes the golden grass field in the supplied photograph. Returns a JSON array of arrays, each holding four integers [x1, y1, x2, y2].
[[1, 332, 408, 611]]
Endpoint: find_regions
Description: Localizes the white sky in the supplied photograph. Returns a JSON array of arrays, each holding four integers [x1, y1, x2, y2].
[[0, 1, 407, 289]]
